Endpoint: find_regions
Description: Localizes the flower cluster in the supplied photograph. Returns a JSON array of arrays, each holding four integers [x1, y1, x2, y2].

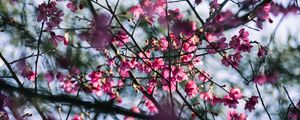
[[253, 72, 279, 85], [227, 111, 247, 120], [223, 88, 243, 109], [37, 1, 64, 31], [245, 96, 259, 112]]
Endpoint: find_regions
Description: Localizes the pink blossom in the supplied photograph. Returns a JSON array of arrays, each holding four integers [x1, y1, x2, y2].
[[49, 32, 66, 47], [145, 100, 158, 113], [118, 60, 131, 77], [229, 88, 243, 99], [88, 71, 103, 82], [223, 88, 243, 109], [80, 14, 112, 50], [66, 2, 78, 13], [16, 60, 36, 81], [56, 72, 65, 82], [62, 80, 77, 93], [147, 78, 157, 94], [192, 56, 202, 66], [210, 96, 223, 106], [229, 29, 252, 52], [185, 81, 198, 98], [227, 111, 247, 120], [129, 5, 144, 18], [172, 20, 196, 36], [256, 3, 272, 29], [173, 67, 188, 82], [200, 91, 213, 101], [37, 2, 64, 31], [257, 46, 267, 58], [151, 58, 164, 70], [253, 74, 267, 85], [112, 30, 129, 47], [72, 114, 82, 120], [158, 37, 168, 51], [207, 37, 228, 54], [245, 96, 259, 112], [37, 2, 48, 22], [205, 11, 241, 33], [288, 100, 300, 120], [181, 54, 193, 63], [44, 71, 55, 83], [198, 71, 210, 82], [24, 70, 36, 81], [183, 42, 197, 53], [221, 52, 242, 68], [254, 72, 279, 85]]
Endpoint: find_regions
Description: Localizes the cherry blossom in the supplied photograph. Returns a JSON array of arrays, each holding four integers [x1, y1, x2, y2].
[[185, 80, 198, 98], [245, 96, 259, 112], [227, 111, 247, 120], [145, 100, 158, 113], [223, 88, 243, 109], [72, 114, 83, 120]]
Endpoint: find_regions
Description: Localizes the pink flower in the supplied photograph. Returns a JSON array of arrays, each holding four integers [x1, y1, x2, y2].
[[223, 88, 243, 109], [129, 5, 144, 18], [56, 72, 65, 82], [227, 111, 247, 120], [80, 14, 112, 50], [181, 54, 193, 63], [257, 46, 267, 58], [207, 37, 228, 54], [37, 3, 48, 22], [185, 81, 198, 98], [200, 91, 213, 101], [16, 59, 36, 81], [198, 71, 210, 82], [172, 20, 196, 36], [253, 74, 267, 85], [221, 52, 242, 68], [254, 72, 279, 85], [256, 3, 272, 29], [37, 2, 64, 31], [229, 88, 243, 99], [173, 67, 188, 82], [88, 71, 103, 82], [183, 42, 197, 53], [145, 100, 158, 113], [112, 30, 129, 47], [288, 99, 300, 120], [168, 8, 184, 21], [158, 37, 168, 51], [62, 80, 77, 94], [44, 71, 55, 83], [49, 32, 66, 47], [151, 58, 164, 70], [245, 96, 259, 112], [66, 2, 78, 13], [90, 14, 112, 50], [192, 56, 202, 66], [118, 60, 131, 77], [147, 78, 157, 94], [72, 114, 82, 120], [229, 29, 252, 52], [24, 70, 36, 81]]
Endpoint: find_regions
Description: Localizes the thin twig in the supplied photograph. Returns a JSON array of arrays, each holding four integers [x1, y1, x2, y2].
[[255, 84, 272, 120]]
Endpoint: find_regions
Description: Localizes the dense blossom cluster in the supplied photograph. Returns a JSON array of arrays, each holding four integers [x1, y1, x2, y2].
[[1, 0, 299, 120], [35, 0, 300, 119]]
